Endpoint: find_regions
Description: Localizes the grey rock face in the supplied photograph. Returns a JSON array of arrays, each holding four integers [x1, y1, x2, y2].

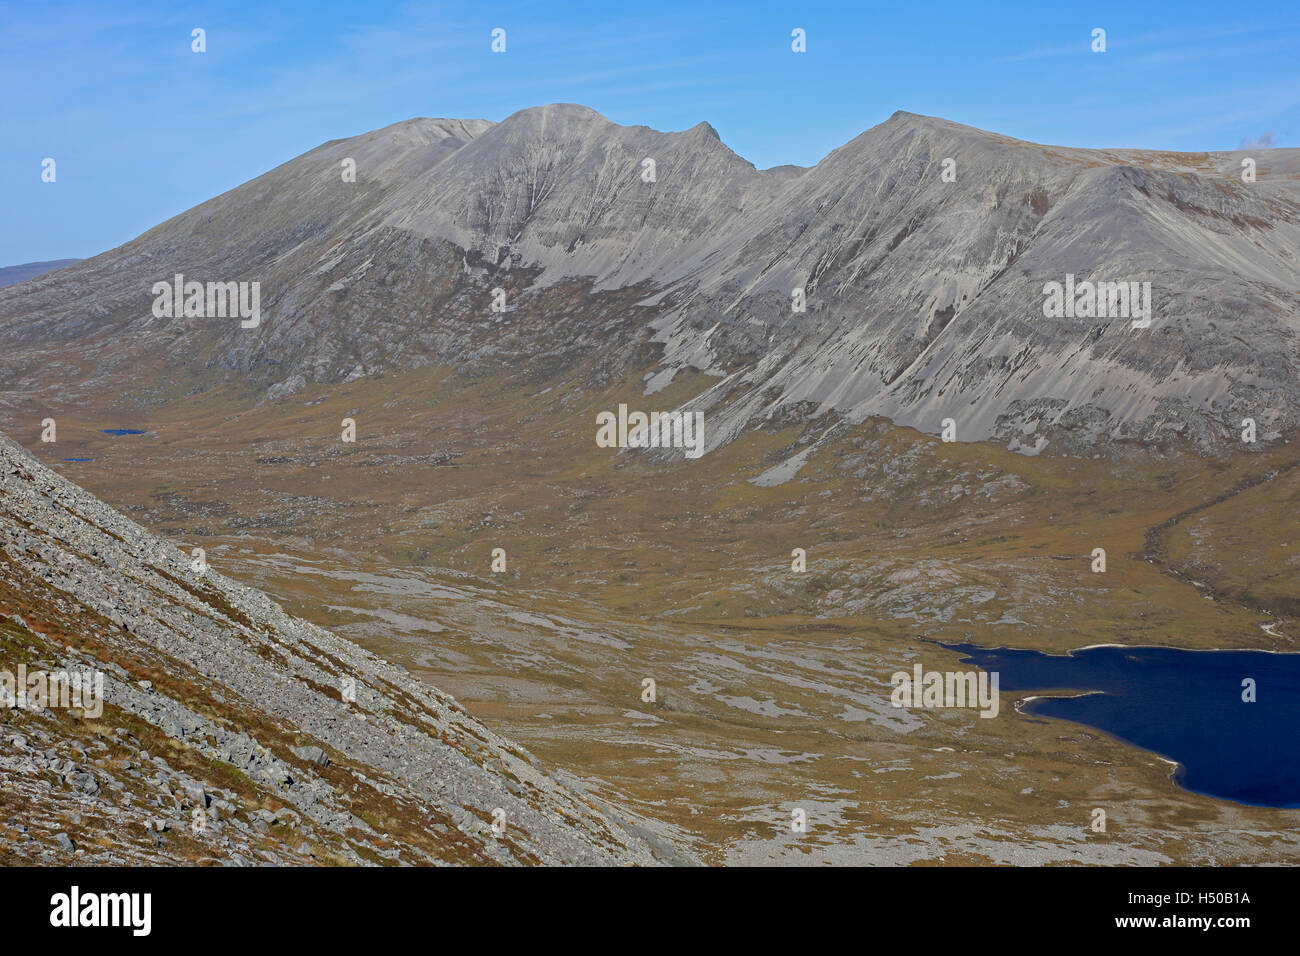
[[0, 105, 1296, 453], [291, 744, 330, 767]]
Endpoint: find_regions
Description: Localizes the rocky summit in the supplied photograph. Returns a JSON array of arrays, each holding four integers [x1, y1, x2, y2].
[[0, 431, 684, 866]]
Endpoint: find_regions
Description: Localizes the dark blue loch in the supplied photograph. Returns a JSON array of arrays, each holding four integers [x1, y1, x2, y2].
[[946, 642, 1300, 808]]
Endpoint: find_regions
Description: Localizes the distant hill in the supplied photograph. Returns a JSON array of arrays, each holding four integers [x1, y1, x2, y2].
[[0, 258, 81, 288]]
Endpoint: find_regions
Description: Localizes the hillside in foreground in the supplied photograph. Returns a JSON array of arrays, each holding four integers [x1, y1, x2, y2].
[[0, 431, 684, 865]]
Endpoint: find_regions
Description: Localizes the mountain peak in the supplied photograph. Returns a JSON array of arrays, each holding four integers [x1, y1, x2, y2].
[[499, 102, 613, 128], [880, 109, 990, 137], [686, 120, 721, 141]]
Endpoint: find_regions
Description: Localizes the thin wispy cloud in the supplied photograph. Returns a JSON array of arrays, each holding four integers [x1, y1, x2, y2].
[[999, 19, 1295, 63], [1239, 131, 1279, 149]]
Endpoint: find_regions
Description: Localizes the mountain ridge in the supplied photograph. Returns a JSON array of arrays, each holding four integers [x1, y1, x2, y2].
[[1, 104, 1297, 455]]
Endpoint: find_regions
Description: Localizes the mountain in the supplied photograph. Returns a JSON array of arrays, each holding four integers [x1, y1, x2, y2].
[[0, 430, 684, 865], [2, 105, 1297, 454], [0, 259, 81, 289]]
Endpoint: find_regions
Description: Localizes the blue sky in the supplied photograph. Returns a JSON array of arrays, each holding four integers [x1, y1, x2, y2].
[[3, 0, 1298, 264]]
